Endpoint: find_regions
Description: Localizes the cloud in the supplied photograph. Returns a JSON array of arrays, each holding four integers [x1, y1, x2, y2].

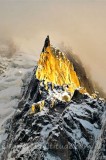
[[0, 0, 106, 92]]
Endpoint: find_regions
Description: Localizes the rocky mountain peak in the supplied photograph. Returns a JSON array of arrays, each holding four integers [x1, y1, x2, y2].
[[42, 35, 50, 52], [36, 36, 86, 94], [1, 37, 106, 160]]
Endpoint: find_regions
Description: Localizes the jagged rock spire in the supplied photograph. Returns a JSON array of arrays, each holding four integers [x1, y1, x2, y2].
[[42, 35, 50, 52], [36, 38, 83, 93]]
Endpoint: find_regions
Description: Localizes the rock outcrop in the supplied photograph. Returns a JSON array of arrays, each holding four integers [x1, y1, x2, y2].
[[1, 37, 106, 160], [36, 36, 86, 94]]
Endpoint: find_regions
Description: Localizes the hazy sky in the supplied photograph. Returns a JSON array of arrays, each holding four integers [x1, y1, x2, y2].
[[0, 0, 106, 91]]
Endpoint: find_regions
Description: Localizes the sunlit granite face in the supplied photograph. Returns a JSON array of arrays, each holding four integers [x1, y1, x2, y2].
[[36, 46, 83, 93]]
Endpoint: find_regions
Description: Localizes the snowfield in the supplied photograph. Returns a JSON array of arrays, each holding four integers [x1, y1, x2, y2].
[[0, 51, 37, 154]]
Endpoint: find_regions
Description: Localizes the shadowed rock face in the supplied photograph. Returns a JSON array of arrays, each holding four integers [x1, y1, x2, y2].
[[42, 35, 50, 52], [87, 112, 106, 160], [1, 38, 106, 160]]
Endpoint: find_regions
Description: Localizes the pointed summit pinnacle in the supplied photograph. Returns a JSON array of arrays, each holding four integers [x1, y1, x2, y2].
[[42, 35, 50, 52]]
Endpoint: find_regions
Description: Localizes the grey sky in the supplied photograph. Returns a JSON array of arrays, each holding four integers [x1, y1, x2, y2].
[[0, 0, 106, 91]]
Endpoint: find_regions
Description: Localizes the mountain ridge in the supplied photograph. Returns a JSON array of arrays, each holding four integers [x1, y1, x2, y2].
[[1, 37, 106, 160]]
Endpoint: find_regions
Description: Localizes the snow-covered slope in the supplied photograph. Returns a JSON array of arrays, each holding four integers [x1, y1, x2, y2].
[[0, 52, 36, 156]]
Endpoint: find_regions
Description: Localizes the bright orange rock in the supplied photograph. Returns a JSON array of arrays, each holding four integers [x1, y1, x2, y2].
[[36, 45, 85, 93]]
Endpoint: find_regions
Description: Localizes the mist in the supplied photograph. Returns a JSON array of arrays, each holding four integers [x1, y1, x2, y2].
[[0, 0, 106, 93]]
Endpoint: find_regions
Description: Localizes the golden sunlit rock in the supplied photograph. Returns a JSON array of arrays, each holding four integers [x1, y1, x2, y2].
[[36, 36, 86, 93], [30, 100, 45, 114]]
